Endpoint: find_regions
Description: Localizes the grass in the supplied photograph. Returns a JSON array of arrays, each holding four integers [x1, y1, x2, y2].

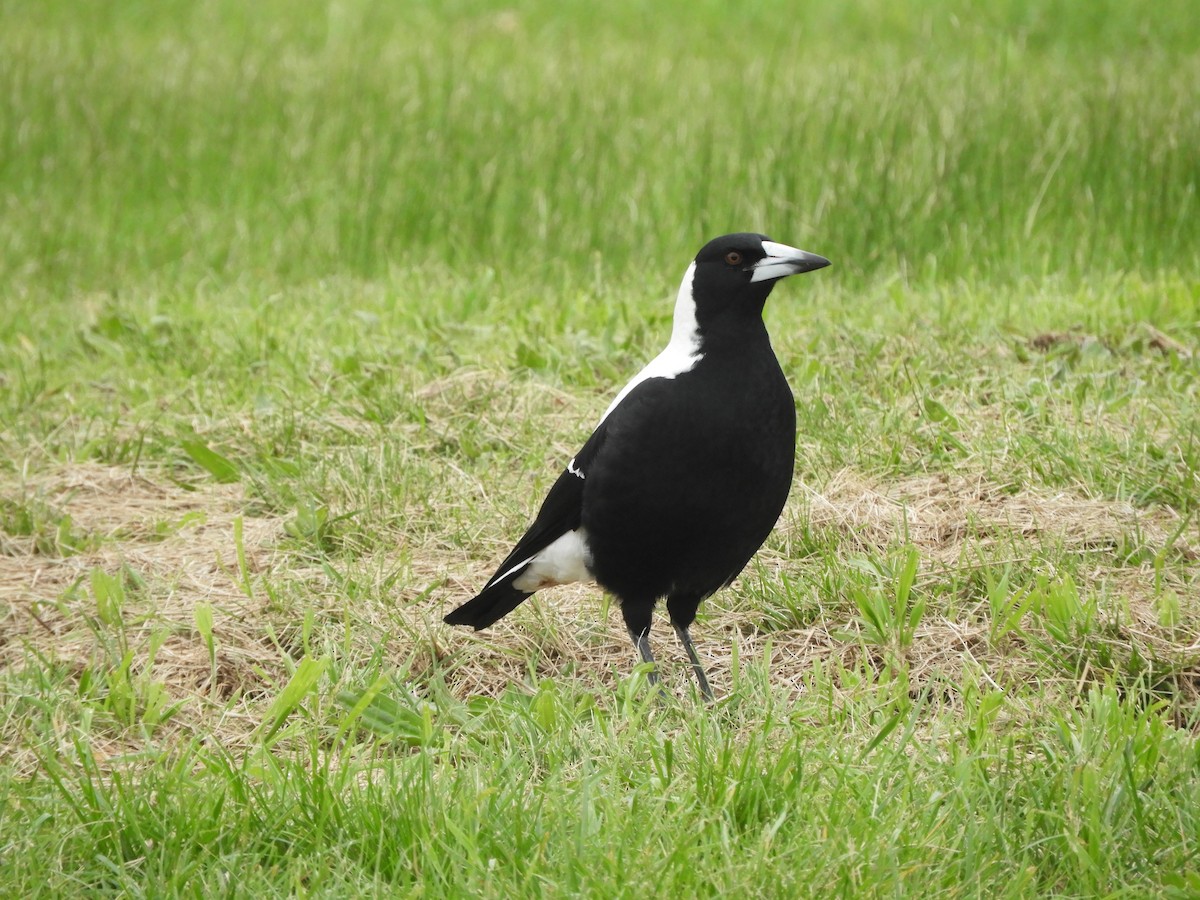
[[3, 0, 1198, 291], [2, 0, 1200, 895]]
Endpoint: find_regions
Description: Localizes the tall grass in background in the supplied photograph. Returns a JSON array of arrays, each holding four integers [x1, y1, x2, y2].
[[1, 0, 1197, 296]]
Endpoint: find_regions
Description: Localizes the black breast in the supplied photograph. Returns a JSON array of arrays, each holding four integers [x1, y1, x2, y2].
[[581, 344, 795, 605]]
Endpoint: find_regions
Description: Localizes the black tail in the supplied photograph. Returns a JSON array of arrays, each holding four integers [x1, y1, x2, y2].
[[443, 577, 533, 630]]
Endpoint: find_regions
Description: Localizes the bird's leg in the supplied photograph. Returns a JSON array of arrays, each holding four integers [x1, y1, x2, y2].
[[673, 622, 713, 701], [627, 626, 661, 689]]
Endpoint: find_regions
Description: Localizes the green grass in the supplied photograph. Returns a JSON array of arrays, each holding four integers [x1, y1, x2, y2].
[[2, 0, 1200, 895], [3, 0, 1198, 291], [6, 679, 1200, 896]]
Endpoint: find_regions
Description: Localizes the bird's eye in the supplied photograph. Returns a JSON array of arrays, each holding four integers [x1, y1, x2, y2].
[[724, 251, 743, 266]]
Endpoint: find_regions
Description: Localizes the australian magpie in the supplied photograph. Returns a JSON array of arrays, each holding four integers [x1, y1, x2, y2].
[[443, 233, 830, 698]]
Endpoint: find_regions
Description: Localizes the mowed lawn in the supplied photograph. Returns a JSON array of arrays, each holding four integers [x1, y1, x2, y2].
[[2, 0, 1199, 895]]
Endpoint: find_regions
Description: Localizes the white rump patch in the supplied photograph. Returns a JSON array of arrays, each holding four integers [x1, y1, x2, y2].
[[511, 528, 594, 592], [599, 261, 702, 423]]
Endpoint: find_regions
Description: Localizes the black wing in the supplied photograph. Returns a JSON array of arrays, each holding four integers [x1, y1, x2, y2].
[[442, 419, 610, 629]]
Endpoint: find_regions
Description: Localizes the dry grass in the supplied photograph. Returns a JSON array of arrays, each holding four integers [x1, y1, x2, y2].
[[0, 464, 286, 771], [3, 459, 1198, 770], [804, 468, 1193, 564], [798, 469, 1200, 710]]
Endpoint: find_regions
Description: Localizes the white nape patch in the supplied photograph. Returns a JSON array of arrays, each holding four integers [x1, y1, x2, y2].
[[750, 240, 824, 283], [511, 528, 594, 592], [599, 261, 702, 423], [567, 457, 585, 480]]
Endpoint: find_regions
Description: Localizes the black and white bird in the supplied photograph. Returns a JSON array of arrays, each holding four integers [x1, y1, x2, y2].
[[443, 233, 830, 698]]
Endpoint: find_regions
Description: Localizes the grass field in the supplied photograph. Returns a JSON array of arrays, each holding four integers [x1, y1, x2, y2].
[[2, 0, 1200, 895]]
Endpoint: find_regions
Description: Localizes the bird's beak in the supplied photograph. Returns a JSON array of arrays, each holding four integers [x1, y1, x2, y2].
[[749, 241, 831, 283]]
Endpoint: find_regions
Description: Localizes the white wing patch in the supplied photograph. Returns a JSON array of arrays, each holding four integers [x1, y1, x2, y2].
[[567, 457, 585, 480], [490, 554, 536, 588], [511, 528, 594, 592], [599, 261, 702, 424]]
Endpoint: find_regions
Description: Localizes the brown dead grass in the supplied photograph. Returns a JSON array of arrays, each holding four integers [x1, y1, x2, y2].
[[2, 461, 1198, 769], [1028, 325, 1193, 359], [803, 468, 1193, 566], [0, 463, 286, 770]]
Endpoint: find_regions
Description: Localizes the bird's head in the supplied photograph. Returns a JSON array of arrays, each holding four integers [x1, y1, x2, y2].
[[692, 232, 829, 307], [700, 230, 830, 294], [665, 233, 829, 353]]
